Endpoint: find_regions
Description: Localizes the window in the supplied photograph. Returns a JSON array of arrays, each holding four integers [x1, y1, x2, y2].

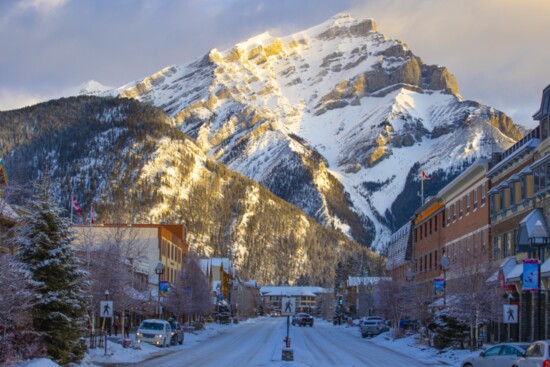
[[419, 257, 423, 272], [434, 250, 438, 268], [481, 185, 486, 205], [473, 188, 478, 209], [520, 177, 526, 200], [499, 190, 505, 211], [435, 214, 438, 232], [466, 194, 470, 213], [447, 208, 450, 225], [429, 219, 432, 234], [429, 252, 432, 271], [453, 204, 456, 221], [459, 200, 463, 217], [493, 235, 502, 260], [414, 229, 418, 242]]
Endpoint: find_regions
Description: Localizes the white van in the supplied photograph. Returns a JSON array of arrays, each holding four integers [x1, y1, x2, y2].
[[136, 319, 172, 347]]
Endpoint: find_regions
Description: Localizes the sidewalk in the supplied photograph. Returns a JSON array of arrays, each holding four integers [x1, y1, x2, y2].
[[338, 322, 483, 367]]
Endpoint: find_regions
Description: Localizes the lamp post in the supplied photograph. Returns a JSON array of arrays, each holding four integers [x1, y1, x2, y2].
[[104, 290, 109, 356], [216, 283, 221, 323], [529, 220, 549, 341], [441, 253, 450, 308], [155, 262, 164, 319]]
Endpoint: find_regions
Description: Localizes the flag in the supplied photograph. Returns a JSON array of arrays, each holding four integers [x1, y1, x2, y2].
[[71, 197, 82, 215], [421, 170, 433, 182], [90, 207, 96, 224]]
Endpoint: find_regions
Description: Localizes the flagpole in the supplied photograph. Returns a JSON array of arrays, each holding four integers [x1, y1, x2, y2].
[[70, 192, 73, 224], [421, 173, 424, 206]]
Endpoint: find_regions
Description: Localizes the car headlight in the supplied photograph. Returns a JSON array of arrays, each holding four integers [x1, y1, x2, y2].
[[136, 332, 142, 336], [157, 334, 164, 338]]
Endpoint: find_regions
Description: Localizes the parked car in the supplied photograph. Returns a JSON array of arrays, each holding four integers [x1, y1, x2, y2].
[[513, 340, 550, 367], [136, 319, 173, 347], [292, 313, 314, 327], [360, 319, 389, 338], [460, 343, 531, 367], [168, 319, 184, 345], [216, 312, 232, 324]]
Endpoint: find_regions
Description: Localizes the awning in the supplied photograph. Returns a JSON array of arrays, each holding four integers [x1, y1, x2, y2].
[[517, 208, 550, 253]]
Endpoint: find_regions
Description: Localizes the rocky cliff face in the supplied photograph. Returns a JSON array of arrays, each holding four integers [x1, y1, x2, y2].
[[103, 13, 520, 248]]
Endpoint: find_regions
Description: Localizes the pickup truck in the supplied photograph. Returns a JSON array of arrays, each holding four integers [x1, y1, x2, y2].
[[360, 319, 389, 338]]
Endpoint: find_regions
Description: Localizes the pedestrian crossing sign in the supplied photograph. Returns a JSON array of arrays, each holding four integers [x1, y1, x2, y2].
[[503, 304, 518, 324], [100, 301, 113, 318], [281, 297, 296, 315]]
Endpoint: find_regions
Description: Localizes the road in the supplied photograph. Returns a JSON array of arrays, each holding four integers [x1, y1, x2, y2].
[[117, 318, 448, 367]]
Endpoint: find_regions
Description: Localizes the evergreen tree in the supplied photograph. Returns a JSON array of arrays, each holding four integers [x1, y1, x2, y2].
[[14, 177, 88, 365]]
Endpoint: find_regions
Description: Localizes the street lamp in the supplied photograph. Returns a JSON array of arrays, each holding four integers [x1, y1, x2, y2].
[[441, 253, 450, 308], [216, 283, 221, 323], [406, 267, 414, 281], [155, 262, 165, 319], [529, 220, 549, 341]]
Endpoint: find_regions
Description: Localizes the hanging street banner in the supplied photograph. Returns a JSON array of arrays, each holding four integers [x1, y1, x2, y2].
[[160, 280, 169, 296], [100, 301, 113, 318], [503, 304, 518, 324], [434, 278, 444, 297], [522, 259, 539, 291]]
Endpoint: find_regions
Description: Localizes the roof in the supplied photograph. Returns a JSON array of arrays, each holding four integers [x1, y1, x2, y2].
[[0, 198, 18, 221], [533, 84, 550, 120], [487, 138, 539, 178], [346, 276, 391, 287], [260, 286, 331, 296]]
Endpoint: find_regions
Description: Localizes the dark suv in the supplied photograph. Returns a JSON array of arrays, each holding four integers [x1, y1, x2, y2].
[[292, 313, 314, 327]]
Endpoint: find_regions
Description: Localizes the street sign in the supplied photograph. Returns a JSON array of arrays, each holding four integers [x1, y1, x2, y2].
[[100, 301, 113, 318], [281, 297, 296, 315], [503, 304, 518, 324]]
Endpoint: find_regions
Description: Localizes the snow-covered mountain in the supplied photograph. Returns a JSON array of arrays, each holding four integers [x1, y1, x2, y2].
[[102, 13, 521, 248]]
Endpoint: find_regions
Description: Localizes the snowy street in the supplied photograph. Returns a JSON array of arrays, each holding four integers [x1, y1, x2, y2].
[[109, 318, 448, 367]]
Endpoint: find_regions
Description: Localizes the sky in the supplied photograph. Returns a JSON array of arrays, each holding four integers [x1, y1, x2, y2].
[[1, 0, 549, 128]]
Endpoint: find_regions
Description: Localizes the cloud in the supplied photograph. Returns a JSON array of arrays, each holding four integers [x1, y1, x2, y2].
[[18, 0, 69, 13], [0, 0, 547, 126], [0, 88, 47, 112]]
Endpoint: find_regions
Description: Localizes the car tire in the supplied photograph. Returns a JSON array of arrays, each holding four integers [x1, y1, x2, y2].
[[463, 364, 473, 367]]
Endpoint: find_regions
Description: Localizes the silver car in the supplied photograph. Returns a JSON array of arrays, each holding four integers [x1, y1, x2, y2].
[[513, 340, 550, 367], [460, 343, 530, 367]]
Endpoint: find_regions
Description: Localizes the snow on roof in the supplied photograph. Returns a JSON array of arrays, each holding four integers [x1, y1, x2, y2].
[[260, 286, 331, 296], [541, 257, 550, 277], [506, 263, 524, 281], [347, 276, 390, 287], [487, 138, 539, 178], [0, 198, 18, 220]]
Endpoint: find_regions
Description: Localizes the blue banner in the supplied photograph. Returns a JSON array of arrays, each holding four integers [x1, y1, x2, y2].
[[160, 280, 169, 296], [434, 278, 445, 297], [523, 260, 539, 291]]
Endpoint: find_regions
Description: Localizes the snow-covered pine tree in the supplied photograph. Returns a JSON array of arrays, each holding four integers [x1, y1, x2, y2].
[[14, 176, 88, 365]]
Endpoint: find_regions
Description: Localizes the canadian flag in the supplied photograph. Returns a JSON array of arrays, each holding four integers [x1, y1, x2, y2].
[[90, 207, 96, 224], [71, 197, 82, 215], [421, 170, 433, 182]]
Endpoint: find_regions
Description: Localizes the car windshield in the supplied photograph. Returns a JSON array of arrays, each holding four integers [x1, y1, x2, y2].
[[140, 322, 164, 330]]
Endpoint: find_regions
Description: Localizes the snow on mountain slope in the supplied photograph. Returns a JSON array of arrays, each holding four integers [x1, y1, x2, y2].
[[100, 13, 521, 248]]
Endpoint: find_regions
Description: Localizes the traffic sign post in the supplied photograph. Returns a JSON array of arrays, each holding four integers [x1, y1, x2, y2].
[[281, 297, 295, 361]]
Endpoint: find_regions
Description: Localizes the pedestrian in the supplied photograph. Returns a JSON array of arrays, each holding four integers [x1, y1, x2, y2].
[[124, 316, 130, 338], [114, 316, 121, 336]]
